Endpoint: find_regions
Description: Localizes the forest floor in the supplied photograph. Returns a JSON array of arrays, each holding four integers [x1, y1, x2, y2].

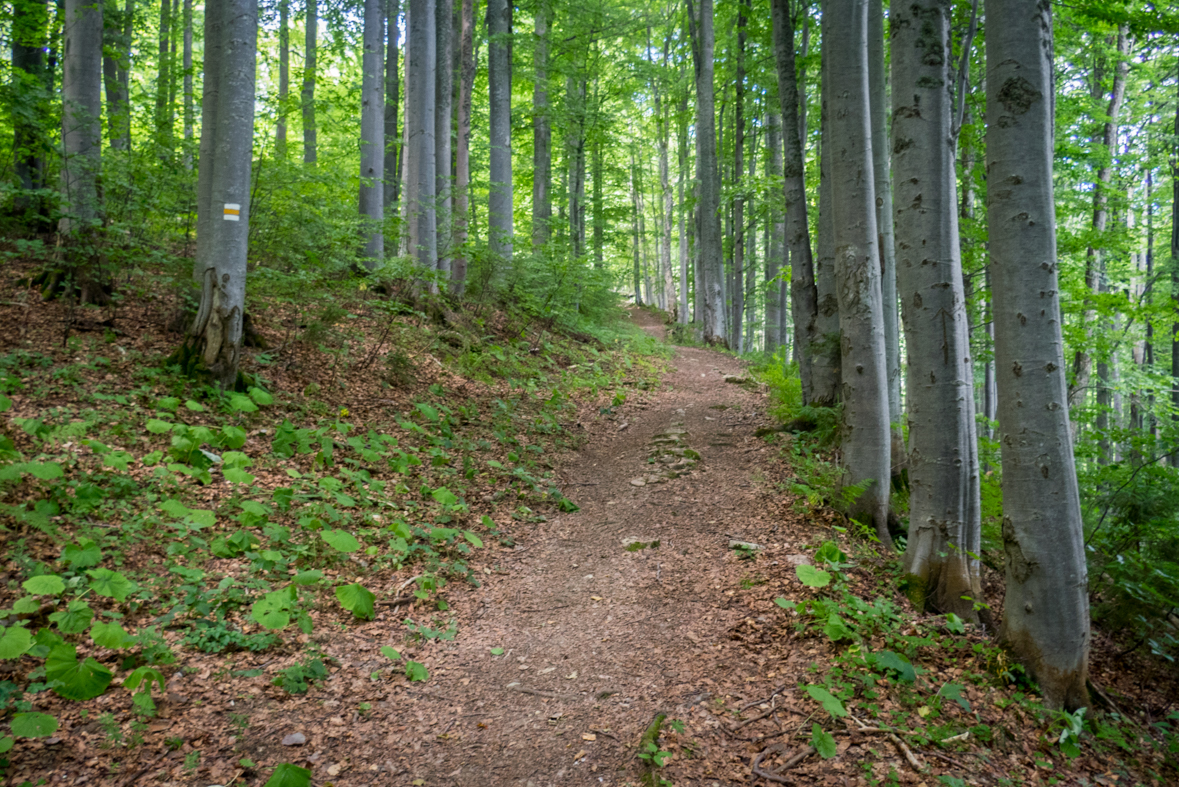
[[1, 281, 1176, 787]]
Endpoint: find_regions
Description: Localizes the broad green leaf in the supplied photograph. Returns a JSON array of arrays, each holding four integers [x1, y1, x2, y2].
[[292, 570, 323, 586], [0, 394, 11, 412], [0, 626, 33, 659], [321, 529, 360, 553], [123, 666, 166, 694], [87, 569, 135, 601], [224, 467, 256, 484], [184, 399, 206, 412], [251, 588, 295, 630], [220, 425, 248, 449], [871, 650, 916, 684], [822, 614, 856, 643], [90, 621, 135, 649], [811, 723, 838, 759], [796, 564, 832, 588], [431, 487, 458, 507], [12, 596, 40, 614], [158, 499, 191, 518], [405, 660, 429, 682], [61, 539, 102, 568], [805, 685, 848, 718], [49, 601, 94, 634], [944, 613, 966, 634], [415, 402, 439, 421], [380, 645, 401, 661], [146, 419, 174, 434], [940, 682, 971, 711], [248, 387, 274, 406], [463, 531, 483, 548], [814, 540, 847, 566], [264, 762, 312, 787], [229, 393, 258, 413], [774, 597, 797, 610], [103, 451, 134, 471], [0, 736, 12, 753], [157, 397, 181, 411], [46, 644, 113, 700], [335, 584, 376, 620], [23, 462, 63, 480], [22, 575, 65, 596], [489, 647, 504, 656], [11, 712, 58, 738]]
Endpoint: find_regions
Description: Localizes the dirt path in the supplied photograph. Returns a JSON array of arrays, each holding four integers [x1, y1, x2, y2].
[[386, 309, 791, 786]]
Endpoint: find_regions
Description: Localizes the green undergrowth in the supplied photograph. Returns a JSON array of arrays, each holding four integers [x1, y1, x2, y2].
[[0, 299, 667, 772], [772, 538, 1178, 784]]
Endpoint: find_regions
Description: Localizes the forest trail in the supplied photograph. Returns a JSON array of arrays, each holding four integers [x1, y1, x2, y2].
[[389, 308, 793, 786]]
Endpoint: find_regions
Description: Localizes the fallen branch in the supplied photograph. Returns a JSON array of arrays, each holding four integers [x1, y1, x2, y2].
[[851, 715, 924, 772], [751, 743, 813, 783], [377, 595, 414, 608], [504, 684, 574, 700]]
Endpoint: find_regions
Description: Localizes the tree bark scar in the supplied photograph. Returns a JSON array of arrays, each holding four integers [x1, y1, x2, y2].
[[1001, 516, 1035, 583]]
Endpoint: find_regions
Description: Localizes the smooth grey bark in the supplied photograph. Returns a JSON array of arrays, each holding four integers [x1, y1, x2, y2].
[[434, 0, 453, 278], [406, 0, 437, 271], [453, 0, 475, 293], [631, 149, 643, 305], [487, 0, 513, 267], [532, 0, 551, 250], [987, 0, 1089, 711], [101, 0, 131, 151], [302, 0, 317, 165], [384, 0, 401, 213], [276, 0, 289, 157], [183, 0, 195, 166], [155, 0, 174, 148], [566, 76, 588, 257], [869, 0, 900, 429], [658, 70, 673, 314], [359, 0, 385, 268], [892, 0, 982, 620], [826, 0, 891, 547], [191, 0, 256, 389], [688, 0, 725, 345], [811, 0, 841, 406], [60, 0, 103, 235], [195, 0, 223, 280], [1172, 80, 1179, 468], [731, 0, 747, 350], [1070, 26, 1129, 432], [765, 110, 785, 353], [593, 135, 605, 268], [677, 92, 689, 322], [771, 0, 816, 398]]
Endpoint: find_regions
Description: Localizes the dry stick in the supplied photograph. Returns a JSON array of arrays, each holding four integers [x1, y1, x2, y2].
[[730, 705, 776, 732], [852, 715, 924, 771], [376, 595, 413, 607], [740, 683, 791, 711], [751, 743, 814, 784], [505, 685, 573, 700]]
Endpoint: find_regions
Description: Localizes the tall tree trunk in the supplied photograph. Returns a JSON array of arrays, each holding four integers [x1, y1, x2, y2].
[[196, 0, 224, 280], [532, 0, 551, 250], [688, 0, 724, 345], [1070, 26, 1129, 426], [487, 0, 513, 266], [869, 0, 900, 430], [190, 0, 257, 389], [631, 148, 643, 305], [677, 92, 689, 322], [811, 0, 841, 406], [276, 0, 289, 157], [183, 0, 194, 167], [892, 0, 981, 620], [771, 0, 817, 400], [15, 0, 51, 197], [169, 0, 180, 119], [987, 0, 1089, 711], [452, 0, 475, 293], [359, 0, 385, 268], [101, 0, 130, 151], [567, 76, 587, 257], [60, 0, 104, 238], [155, 0, 174, 149], [302, 0, 317, 165], [826, 0, 891, 547], [1171, 73, 1179, 468], [435, 0, 453, 278], [731, 0, 747, 351], [385, 0, 401, 214], [658, 40, 673, 317], [593, 135, 604, 268], [746, 120, 758, 346], [765, 110, 784, 353], [406, 0, 437, 270]]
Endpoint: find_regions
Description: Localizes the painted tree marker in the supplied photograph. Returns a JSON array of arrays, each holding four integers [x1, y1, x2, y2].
[[223, 203, 241, 221]]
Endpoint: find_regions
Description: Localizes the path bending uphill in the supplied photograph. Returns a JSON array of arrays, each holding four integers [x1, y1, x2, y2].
[[378, 308, 803, 787]]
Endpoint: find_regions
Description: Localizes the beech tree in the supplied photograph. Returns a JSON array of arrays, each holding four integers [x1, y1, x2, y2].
[[487, 0, 513, 267], [452, 0, 476, 293], [405, 0, 437, 270], [810, 0, 841, 407], [825, 0, 891, 546], [358, 0, 384, 268], [190, 0, 258, 388], [688, 0, 724, 345], [532, 0, 552, 250], [302, 0, 318, 165], [435, 0, 454, 278], [987, 0, 1089, 711], [892, 0, 981, 619]]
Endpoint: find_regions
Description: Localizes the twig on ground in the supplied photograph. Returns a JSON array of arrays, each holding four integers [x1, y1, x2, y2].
[[927, 749, 968, 769], [590, 728, 620, 741], [504, 684, 574, 700], [751, 743, 813, 783], [377, 595, 414, 607], [730, 706, 776, 732], [740, 683, 790, 711], [851, 715, 924, 772]]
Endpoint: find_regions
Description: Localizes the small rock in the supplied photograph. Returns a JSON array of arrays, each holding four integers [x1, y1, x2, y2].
[[281, 733, 306, 746], [326, 764, 342, 777], [630, 478, 646, 487], [729, 539, 763, 551], [618, 421, 629, 431], [785, 554, 812, 567]]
